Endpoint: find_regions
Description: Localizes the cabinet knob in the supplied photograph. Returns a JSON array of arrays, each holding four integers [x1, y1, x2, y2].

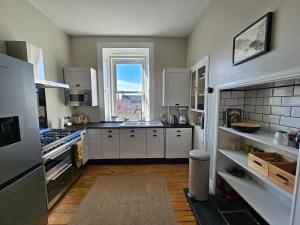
[[130, 130, 135, 133], [153, 135, 157, 137], [130, 135, 135, 138], [108, 135, 112, 138], [176, 130, 181, 133], [175, 103, 180, 106], [75, 84, 80, 87], [153, 130, 157, 132], [177, 135, 181, 137], [108, 130, 112, 133]]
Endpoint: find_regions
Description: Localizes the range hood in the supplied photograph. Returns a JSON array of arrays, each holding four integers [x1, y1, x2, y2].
[[6, 41, 69, 89]]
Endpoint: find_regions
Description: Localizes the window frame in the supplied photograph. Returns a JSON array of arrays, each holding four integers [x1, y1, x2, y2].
[[111, 58, 148, 120]]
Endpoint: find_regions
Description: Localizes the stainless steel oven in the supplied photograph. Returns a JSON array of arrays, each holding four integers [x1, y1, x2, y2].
[[65, 89, 92, 106]]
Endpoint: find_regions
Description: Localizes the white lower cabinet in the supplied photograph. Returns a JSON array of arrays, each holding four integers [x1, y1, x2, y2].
[[87, 134, 102, 159], [102, 132, 120, 159], [82, 130, 89, 164], [146, 128, 165, 158], [120, 132, 147, 158], [166, 128, 192, 158]]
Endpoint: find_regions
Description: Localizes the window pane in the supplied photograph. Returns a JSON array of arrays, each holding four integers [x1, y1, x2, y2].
[[115, 64, 143, 120]]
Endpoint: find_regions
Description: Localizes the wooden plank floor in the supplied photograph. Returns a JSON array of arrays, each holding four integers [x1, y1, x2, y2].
[[48, 164, 196, 225]]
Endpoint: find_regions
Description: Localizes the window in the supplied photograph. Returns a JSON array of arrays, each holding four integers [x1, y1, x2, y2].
[[115, 63, 143, 120], [102, 47, 152, 121]]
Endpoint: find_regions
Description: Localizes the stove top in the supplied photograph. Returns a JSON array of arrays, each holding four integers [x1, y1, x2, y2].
[[40, 128, 81, 156]]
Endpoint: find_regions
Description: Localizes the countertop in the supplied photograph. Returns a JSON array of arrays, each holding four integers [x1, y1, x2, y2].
[[67, 121, 194, 131]]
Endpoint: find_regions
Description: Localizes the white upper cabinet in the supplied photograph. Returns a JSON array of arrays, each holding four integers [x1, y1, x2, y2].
[[162, 68, 190, 106], [190, 56, 209, 113]]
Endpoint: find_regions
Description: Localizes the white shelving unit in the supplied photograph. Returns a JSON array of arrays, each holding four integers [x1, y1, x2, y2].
[[218, 171, 291, 225], [219, 126, 298, 158], [217, 127, 299, 225]]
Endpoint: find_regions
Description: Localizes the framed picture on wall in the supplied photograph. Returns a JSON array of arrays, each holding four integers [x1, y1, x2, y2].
[[233, 12, 273, 65]]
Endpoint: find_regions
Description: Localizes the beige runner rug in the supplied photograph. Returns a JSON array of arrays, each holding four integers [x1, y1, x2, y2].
[[68, 174, 176, 225]]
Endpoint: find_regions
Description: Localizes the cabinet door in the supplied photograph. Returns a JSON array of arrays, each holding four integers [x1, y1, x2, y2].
[[120, 134, 146, 158], [196, 66, 206, 111], [82, 133, 89, 164], [163, 69, 190, 106], [102, 134, 119, 159], [147, 133, 164, 158], [166, 133, 192, 158], [87, 134, 101, 159], [190, 70, 196, 110], [63, 68, 91, 89]]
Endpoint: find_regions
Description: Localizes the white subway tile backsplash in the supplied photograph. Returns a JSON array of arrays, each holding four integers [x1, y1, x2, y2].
[[221, 91, 231, 99], [271, 106, 291, 116], [245, 90, 257, 98], [256, 106, 271, 114], [274, 80, 295, 87], [280, 116, 300, 128], [282, 96, 300, 106], [238, 98, 245, 105], [225, 99, 239, 106], [244, 105, 256, 113], [250, 98, 263, 106], [263, 97, 281, 106], [273, 86, 294, 97], [220, 99, 225, 106], [269, 124, 291, 132], [232, 91, 245, 98], [256, 122, 270, 130], [263, 115, 280, 124], [245, 98, 250, 105], [249, 113, 263, 121], [294, 86, 300, 96], [296, 79, 300, 85], [291, 107, 300, 117], [257, 89, 272, 97]]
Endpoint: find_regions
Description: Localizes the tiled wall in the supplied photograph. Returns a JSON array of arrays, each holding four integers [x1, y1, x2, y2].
[[220, 81, 300, 132]]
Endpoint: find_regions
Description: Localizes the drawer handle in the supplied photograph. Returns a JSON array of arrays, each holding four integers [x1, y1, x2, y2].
[[177, 135, 181, 137], [108, 135, 112, 138], [153, 135, 157, 137], [130, 130, 135, 133], [153, 130, 157, 132], [276, 174, 289, 184], [175, 103, 180, 106], [130, 135, 135, 138], [108, 130, 112, 133], [176, 130, 181, 133]]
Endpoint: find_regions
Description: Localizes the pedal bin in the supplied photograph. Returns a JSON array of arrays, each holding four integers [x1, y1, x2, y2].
[[188, 149, 210, 201]]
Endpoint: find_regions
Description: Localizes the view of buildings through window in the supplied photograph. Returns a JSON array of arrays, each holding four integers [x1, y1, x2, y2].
[[115, 64, 143, 120]]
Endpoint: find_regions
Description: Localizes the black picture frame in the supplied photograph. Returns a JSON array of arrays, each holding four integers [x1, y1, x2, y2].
[[233, 12, 273, 66]]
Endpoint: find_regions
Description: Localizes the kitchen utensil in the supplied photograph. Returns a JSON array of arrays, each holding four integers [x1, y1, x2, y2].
[[231, 122, 261, 133]]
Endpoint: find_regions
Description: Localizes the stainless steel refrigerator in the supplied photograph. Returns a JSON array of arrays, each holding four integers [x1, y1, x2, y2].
[[0, 53, 48, 225]]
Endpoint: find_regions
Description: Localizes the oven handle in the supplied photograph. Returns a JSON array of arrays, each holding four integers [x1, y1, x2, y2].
[[47, 147, 71, 161], [46, 163, 72, 183]]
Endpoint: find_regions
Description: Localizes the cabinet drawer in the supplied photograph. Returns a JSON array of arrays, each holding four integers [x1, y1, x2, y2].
[[166, 128, 192, 134], [146, 133, 164, 158], [120, 128, 146, 134], [101, 129, 119, 134], [87, 129, 101, 135], [166, 133, 192, 158], [146, 128, 164, 134]]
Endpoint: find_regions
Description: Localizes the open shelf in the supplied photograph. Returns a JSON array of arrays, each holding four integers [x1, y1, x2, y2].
[[218, 149, 293, 201], [219, 126, 298, 158], [218, 171, 291, 225]]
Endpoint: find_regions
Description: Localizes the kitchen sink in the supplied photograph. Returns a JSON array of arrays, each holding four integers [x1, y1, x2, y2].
[[120, 121, 164, 127]]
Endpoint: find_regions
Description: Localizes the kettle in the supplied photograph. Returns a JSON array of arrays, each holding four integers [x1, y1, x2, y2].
[[169, 115, 178, 125]]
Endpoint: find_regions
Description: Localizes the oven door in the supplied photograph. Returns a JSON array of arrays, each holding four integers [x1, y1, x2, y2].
[[46, 159, 73, 209], [66, 90, 91, 106]]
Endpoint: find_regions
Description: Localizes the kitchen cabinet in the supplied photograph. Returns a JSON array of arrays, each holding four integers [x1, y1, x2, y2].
[[101, 129, 120, 159], [120, 129, 146, 158], [81, 130, 89, 164], [87, 129, 101, 159], [162, 68, 190, 106], [146, 128, 165, 158], [166, 128, 192, 158], [190, 56, 209, 113]]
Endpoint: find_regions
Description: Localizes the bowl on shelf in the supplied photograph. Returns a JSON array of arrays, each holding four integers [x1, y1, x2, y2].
[[231, 122, 261, 133]]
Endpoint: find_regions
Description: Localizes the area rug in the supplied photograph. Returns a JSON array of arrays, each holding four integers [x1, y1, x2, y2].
[[69, 174, 176, 225]]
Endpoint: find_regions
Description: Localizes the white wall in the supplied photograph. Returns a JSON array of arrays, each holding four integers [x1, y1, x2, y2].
[[70, 36, 187, 121], [0, 0, 72, 128], [187, 0, 300, 179]]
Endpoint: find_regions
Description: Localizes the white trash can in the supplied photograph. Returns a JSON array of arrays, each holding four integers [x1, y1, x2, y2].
[[188, 149, 210, 201]]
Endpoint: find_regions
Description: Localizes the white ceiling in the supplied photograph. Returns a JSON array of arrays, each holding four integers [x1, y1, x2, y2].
[[28, 0, 211, 37]]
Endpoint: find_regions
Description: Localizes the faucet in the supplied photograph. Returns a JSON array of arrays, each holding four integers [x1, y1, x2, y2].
[[134, 108, 143, 122]]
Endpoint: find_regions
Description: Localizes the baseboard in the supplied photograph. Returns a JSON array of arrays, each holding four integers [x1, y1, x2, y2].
[[86, 158, 189, 165]]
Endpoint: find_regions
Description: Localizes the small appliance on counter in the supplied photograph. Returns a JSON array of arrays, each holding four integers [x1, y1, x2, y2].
[[179, 107, 187, 124], [169, 115, 178, 125]]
